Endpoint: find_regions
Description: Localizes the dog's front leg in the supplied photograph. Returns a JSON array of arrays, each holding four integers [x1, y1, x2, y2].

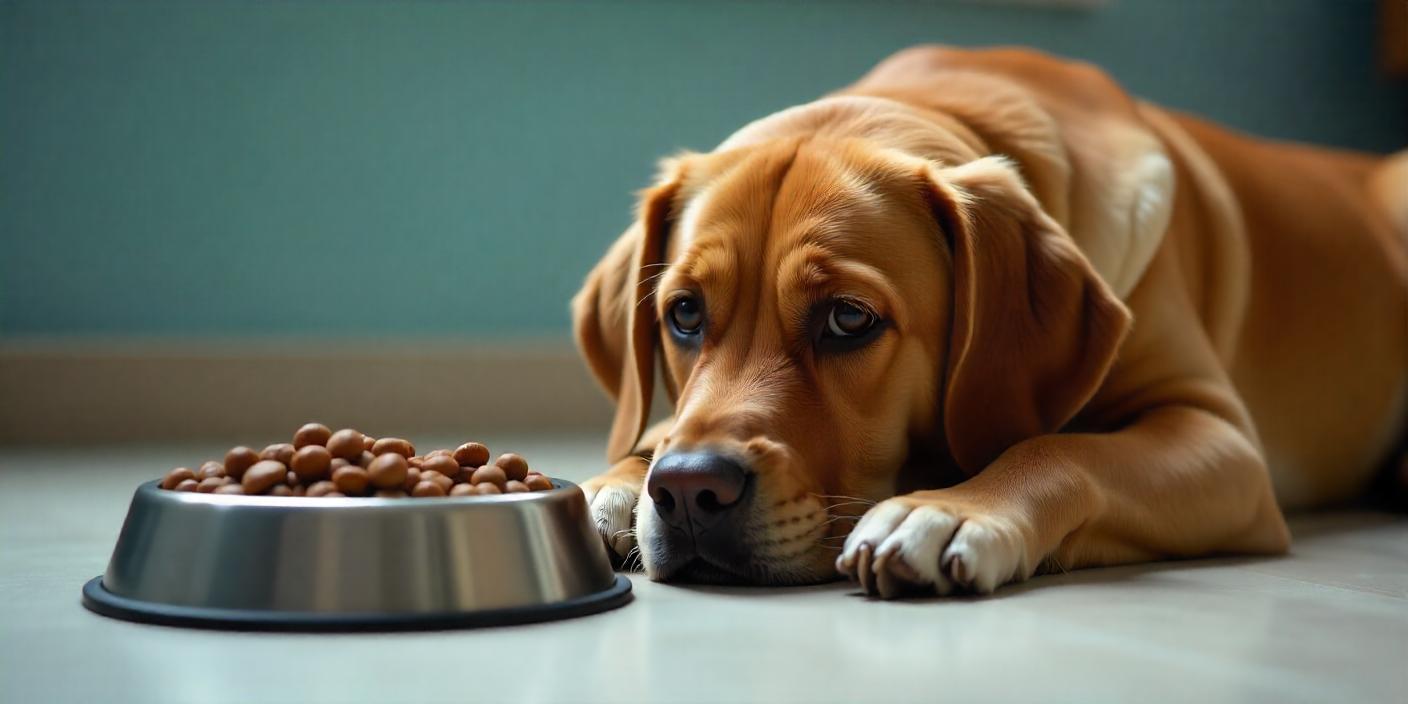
[[838, 405, 1291, 597], [580, 420, 671, 565]]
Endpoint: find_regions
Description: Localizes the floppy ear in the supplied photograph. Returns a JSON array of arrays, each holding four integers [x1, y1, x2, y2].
[[571, 162, 687, 462], [925, 157, 1132, 473]]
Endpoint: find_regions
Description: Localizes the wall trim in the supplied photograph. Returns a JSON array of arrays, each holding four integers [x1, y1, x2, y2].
[[0, 338, 614, 446]]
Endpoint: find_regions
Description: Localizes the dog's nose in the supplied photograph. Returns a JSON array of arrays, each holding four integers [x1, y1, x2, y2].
[[647, 452, 749, 529]]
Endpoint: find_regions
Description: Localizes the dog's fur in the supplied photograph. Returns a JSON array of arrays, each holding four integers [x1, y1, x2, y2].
[[572, 46, 1408, 596]]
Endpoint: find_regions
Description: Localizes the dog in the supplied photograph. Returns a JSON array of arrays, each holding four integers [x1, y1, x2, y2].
[[571, 46, 1408, 597]]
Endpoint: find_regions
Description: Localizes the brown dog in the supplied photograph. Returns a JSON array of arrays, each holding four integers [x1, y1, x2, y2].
[[572, 46, 1408, 596]]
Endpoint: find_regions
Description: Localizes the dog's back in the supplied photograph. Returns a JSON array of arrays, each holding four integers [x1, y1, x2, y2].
[[847, 45, 1408, 508]]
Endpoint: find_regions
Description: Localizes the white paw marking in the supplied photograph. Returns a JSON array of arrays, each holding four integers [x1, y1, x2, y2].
[[836, 498, 1031, 598], [584, 482, 640, 559]]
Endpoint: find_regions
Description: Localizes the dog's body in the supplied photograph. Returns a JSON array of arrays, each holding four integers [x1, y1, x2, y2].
[[574, 46, 1408, 596]]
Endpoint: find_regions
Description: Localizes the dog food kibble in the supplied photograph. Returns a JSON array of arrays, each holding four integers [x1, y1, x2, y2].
[[332, 465, 371, 495], [368, 453, 408, 489], [372, 437, 415, 457], [197, 477, 228, 493], [306, 480, 338, 497], [471, 464, 507, 488], [290, 445, 332, 482], [419, 470, 454, 493], [162, 467, 196, 490], [326, 429, 365, 461], [224, 446, 260, 480], [293, 422, 332, 449], [453, 442, 491, 467], [495, 453, 530, 482], [242, 460, 288, 495], [421, 454, 458, 477], [261, 443, 296, 466], [412, 481, 446, 497], [197, 461, 226, 480], [158, 424, 556, 499]]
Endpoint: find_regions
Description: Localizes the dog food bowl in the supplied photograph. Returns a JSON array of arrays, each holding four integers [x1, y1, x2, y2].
[[81, 478, 630, 630]]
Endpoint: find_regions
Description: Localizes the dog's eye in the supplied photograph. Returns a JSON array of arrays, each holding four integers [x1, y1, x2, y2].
[[668, 295, 704, 335], [825, 300, 877, 338]]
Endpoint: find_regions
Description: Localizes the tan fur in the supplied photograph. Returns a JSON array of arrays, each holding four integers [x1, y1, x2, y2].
[[573, 45, 1408, 593]]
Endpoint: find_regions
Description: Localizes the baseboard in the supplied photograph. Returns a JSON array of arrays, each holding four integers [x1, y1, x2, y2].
[[0, 338, 614, 446]]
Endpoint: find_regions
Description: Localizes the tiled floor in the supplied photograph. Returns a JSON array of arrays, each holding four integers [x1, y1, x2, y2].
[[1, 437, 1404, 703]]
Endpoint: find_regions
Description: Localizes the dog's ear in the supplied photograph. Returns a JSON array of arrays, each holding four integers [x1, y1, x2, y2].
[[572, 159, 688, 462], [924, 157, 1132, 473]]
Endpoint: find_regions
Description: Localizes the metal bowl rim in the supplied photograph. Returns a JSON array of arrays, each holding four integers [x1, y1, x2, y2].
[[139, 477, 579, 508]]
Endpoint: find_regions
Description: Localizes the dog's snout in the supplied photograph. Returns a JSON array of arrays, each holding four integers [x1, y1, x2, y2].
[[647, 452, 749, 529]]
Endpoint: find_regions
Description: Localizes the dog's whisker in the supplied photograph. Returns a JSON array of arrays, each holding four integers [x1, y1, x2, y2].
[[809, 493, 877, 503]]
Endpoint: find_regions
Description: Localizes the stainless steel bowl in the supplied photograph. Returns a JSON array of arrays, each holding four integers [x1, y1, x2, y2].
[[82, 479, 629, 630]]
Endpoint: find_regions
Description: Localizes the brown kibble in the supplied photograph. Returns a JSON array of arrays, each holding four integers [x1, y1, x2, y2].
[[449, 483, 476, 497], [421, 454, 458, 477], [362, 435, 377, 452], [174, 478, 199, 492], [306, 480, 337, 497], [453, 442, 491, 467], [524, 474, 553, 491], [495, 453, 530, 482], [326, 429, 365, 460], [223, 446, 260, 480], [197, 476, 228, 493], [407, 456, 424, 469], [261, 443, 296, 466], [242, 460, 287, 495], [291, 445, 332, 482], [474, 483, 502, 496], [402, 467, 421, 493], [368, 453, 409, 489], [420, 470, 454, 493], [455, 467, 476, 484], [197, 461, 226, 480], [330, 457, 351, 471], [372, 437, 415, 457], [332, 465, 370, 495], [504, 480, 529, 494], [470, 465, 507, 488], [293, 422, 332, 449], [292, 485, 307, 497], [269, 484, 294, 497], [356, 450, 376, 468], [412, 481, 446, 497], [425, 449, 452, 459], [161, 467, 196, 490], [286, 470, 299, 486], [325, 491, 346, 498], [215, 484, 245, 495], [373, 489, 407, 498]]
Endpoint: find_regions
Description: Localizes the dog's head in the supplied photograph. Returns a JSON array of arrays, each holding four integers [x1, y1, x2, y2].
[[573, 137, 1128, 584]]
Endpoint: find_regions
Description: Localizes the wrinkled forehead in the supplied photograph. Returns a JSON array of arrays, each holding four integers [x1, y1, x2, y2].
[[666, 139, 939, 281]]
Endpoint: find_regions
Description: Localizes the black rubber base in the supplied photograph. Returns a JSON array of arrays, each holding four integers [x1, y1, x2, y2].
[[81, 575, 632, 632]]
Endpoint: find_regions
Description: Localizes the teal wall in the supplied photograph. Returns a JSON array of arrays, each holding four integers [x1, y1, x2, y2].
[[3, 0, 1404, 338]]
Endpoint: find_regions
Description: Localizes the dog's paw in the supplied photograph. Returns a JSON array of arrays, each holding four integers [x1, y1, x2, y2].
[[580, 473, 643, 567], [835, 494, 1033, 598]]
